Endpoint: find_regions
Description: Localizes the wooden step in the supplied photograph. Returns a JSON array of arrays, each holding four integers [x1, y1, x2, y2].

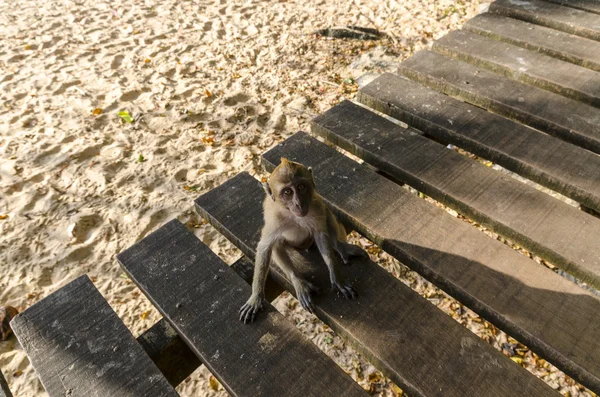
[[464, 13, 600, 72], [195, 171, 558, 396], [136, 256, 283, 387], [433, 29, 600, 107], [490, 0, 600, 41], [356, 73, 600, 214], [312, 100, 600, 290], [397, 50, 600, 154], [117, 220, 367, 397], [256, 132, 600, 393], [10, 276, 178, 397], [541, 0, 600, 14]]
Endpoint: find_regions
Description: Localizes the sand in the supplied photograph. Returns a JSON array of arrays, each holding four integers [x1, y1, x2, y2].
[[0, 0, 593, 396]]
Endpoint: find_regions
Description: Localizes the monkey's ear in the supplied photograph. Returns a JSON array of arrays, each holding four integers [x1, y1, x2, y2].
[[280, 157, 289, 165], [308, 166, 315, 186], [262, 182, 275, 201]]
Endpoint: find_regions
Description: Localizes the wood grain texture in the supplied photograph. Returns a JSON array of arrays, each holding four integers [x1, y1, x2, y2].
[[490, 0, 600, 40], [398, 50, 600, 154], [433, 29, 600, 107], [195, 172, 557, 397], [465, 13, 600, 72], [257, 132, 600, 393], [0, 371, 12, 397], [136, 257, 283, 387], [356, 73, 600, 214], [312, 100, 600, 289], [10, 275, 178, 397], [541, 0, 600, 13], [117, 220, 367, 397]]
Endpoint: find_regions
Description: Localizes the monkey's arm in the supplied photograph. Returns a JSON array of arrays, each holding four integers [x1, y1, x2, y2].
[[314, 230, 357, 300], [239, 227, 277, 323]]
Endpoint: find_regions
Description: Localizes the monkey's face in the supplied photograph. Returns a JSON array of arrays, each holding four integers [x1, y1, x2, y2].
[[278, 178, 313, 217]]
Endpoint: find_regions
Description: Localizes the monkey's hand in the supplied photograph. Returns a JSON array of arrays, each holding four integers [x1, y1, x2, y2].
[[332, 281, 357, 300], [239, 294, 263, 324]]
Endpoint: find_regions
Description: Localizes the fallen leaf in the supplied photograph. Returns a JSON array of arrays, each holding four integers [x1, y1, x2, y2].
[[201, 137, 215, 145], [140, 310, 151, 320], [13, 370, 23, 377], [138, 154, 145, 163], [209, 376, 221, 391], [144, 58, 151, 63], [205, 89, 212, 97], [92, 108, 102, 115], [118, 110, 134, 123], [392, 384, 404, 396], [0, 214, 8, 220], [261, 177, 268, 183], [197, 168, 206, 174], [511, 357, 524, 365], [24, 45, 31, 50]]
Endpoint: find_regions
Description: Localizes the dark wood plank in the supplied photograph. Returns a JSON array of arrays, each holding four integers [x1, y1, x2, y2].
[[117, 220, 367, 397], [397, 50, 600, 154], [465, 13, 600, 72], [541, 0, 600, 14], [257, 132, 600, 393], [312, 100, 600, 289], [490, 0, 600, 40], [137, 257, 284, 387], [195, 173, 557, 397], [356, 73, 600, 214], [0, 371, 12, 397], [10, 275, 178, 397], [432, 29, 600, 107]]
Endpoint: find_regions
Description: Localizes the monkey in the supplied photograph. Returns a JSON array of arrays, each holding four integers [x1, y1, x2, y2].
[[239, 158, 366, 323]]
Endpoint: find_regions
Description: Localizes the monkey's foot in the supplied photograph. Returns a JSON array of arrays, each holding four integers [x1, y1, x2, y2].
[[332, 282, 357, 300], [293, 279, 319, 313], [337, 242, 368, 265], [239, 295, 263, 324]]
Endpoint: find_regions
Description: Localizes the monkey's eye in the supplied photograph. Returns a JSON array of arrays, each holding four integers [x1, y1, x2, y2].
[[297, 183, 305, 191], [283, 188, 292, 196]]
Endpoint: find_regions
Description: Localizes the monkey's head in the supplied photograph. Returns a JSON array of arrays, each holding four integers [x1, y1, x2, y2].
[[263, 158, 315, 217]]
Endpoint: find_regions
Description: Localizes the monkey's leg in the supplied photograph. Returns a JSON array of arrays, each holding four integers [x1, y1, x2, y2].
[[334, 240, 368, 265], [315, 232, 357, 300], [273, 245, 319, 313]]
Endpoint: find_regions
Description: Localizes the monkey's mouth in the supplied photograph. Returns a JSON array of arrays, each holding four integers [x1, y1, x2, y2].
[[291, 207, 309, 217]]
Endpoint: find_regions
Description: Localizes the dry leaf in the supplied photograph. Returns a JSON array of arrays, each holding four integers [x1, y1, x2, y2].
[[511, 356, 524, 365], [201, 137, 215, 145], [209, 376, 221, 391], [140, 310, 151, 320], [144, 58, 151, 63], [261, 177, 268, 183], [205, 89, 212, 97], [92, 108, 102, 115], [24, 45, 31, 50], [13, 370, 23, 377], [0, 214, 8, 220], [392, 384, 404, 396]]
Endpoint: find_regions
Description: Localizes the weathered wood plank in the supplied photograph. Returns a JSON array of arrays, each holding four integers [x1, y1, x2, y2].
[[432, 29, 600, 107], [137, 257, 284, 387], [356, 73, 600, 213], [397, 50, 600, 154], [257, 132, 600, 393], [312, 100, 600, 290], [0, 370, 12, 397], [10, 276, 178, 397], [465, 14, 600, 72], [117, 220, 367, 397], [490, 0, 600, 40], [542, 0, 600, 14], [196, 173, 557, 397]]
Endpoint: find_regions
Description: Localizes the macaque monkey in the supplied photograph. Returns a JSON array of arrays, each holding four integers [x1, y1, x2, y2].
[[239, 158, 366, 323]]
